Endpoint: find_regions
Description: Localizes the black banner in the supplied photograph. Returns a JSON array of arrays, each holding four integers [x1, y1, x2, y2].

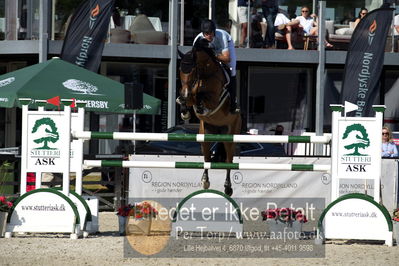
[[60, 0, 115, 72], [340, 7, 394, 117]]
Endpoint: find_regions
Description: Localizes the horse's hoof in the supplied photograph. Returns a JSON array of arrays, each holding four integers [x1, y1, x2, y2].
[[202, 181, 210, 189], [224, 187, 233, 196], [181, 112, 191, 120], [176, 97, 185, 105]]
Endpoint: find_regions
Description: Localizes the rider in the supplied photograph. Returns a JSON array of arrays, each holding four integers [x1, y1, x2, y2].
[[193, 19, 239, 113]]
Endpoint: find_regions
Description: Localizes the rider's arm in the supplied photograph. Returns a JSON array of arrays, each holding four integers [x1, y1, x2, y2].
[[217, 50, 230, 64], [216, 30, 232, 64]]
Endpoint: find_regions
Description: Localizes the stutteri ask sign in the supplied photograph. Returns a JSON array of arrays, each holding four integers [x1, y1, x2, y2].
[[27, 113, 70, 172], [337, 120, 380, 180]]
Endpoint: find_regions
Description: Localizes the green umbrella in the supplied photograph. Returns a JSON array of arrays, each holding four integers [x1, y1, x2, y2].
[[0, 58, 161, 115]]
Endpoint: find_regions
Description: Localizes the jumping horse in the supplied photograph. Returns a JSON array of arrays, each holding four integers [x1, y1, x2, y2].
[[176, 39, 242, 196]]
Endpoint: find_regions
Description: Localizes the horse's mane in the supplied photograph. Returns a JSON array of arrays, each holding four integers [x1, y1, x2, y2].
[[193, 38, 216, 60], [180, 38, 218, 74]]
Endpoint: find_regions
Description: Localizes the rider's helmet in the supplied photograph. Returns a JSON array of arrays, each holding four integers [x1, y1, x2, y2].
[[201, 19, 216, 35]]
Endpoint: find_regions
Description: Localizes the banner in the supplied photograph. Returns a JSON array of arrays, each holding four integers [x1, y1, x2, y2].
[[60, 0, 115, 72], [340, 7, 394, 117], [129, 155, 398, 211]]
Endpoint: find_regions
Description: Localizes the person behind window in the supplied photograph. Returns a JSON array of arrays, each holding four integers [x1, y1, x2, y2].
[[261, 0, 278, 49], [278, 6, 333, 48], [274, 124, 284, 135], [394, 14, 399, 35], [274, 12, 294, 50], [237, 0, 252, 48], [381, 126, 398, 158], [354, 7, 368, 28], [194, 19, 239, 113]]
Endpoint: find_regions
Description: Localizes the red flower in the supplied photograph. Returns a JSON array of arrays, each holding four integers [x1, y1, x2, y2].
[[262, 207, 308, 223]]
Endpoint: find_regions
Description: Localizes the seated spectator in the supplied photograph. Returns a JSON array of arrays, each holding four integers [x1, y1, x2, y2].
[[278, 6, 333, 48], [381, 126, 398, 158], [274, 12, 294, 50], [250, 11, 264, 48], [354, 7, 368, 28]]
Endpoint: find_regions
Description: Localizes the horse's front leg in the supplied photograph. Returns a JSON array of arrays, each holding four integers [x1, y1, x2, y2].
[[223, 142, 235, 196], [201, 141, 212, 189]]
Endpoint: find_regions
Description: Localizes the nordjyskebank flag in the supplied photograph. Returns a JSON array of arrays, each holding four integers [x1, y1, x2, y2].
[[340, 6, 394, 117], [61, 0, 115, 72]]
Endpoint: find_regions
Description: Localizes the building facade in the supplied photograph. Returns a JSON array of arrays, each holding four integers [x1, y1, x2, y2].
[[0, 0, 398, 155]]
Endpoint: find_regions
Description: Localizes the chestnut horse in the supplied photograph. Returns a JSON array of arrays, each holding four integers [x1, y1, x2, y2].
[[176, 39, 242, 196]]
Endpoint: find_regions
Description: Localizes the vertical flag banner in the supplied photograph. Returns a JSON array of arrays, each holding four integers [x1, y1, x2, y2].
[[340, 7, 394, 117], [60, 0, 115, 72]]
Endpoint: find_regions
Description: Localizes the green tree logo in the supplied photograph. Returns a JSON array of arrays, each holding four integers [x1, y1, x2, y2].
[[342, 123, 370, 156], [31, 118, 59, 150]]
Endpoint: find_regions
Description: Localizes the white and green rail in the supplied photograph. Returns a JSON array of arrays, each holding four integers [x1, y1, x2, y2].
[[73, 131, 331, 144]]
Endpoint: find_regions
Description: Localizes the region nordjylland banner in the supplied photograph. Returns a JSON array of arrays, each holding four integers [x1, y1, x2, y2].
[[60, 0, 115, 72], [340, 7, 394, 117]]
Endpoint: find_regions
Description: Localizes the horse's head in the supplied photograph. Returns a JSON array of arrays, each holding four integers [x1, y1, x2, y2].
[[176, 39, 225, 119], [177, 50, 197, 108]]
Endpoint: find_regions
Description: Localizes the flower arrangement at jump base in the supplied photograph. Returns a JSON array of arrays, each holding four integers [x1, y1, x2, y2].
[[117, 204, 134, 217], [261, 208, 308, 237], [261, 208, 308, 223], [129, 201, 158, 219], [0, 196, 13, 212], [393, 208, 399, 222]]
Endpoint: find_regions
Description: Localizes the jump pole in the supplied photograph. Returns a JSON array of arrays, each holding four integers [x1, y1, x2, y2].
[[83, 160, 331, 172], [73, 131, 331, 144]]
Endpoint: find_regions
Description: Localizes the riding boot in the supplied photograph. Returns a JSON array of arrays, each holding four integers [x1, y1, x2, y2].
[[228, 76, 239, 113]]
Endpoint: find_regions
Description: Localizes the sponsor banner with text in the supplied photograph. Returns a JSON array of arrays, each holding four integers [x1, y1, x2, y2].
[[129, 155, 398, 211]]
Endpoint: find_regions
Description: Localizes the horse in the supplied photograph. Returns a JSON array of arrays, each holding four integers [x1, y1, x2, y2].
[[176, 39, 242, 196]]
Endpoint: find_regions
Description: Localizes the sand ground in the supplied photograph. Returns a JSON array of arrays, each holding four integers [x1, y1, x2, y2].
[[0, 212, 397, 266]]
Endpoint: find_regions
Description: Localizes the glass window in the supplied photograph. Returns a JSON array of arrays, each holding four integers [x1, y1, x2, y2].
[[98, 61, 168, 154], [383, 70, 399, 131], [247, 66, 313, 134], [53, 0, 85, 40]]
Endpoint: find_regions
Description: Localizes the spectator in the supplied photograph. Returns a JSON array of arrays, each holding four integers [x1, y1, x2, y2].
[[381, 126, 398, 158], [274, 12, 294, 50], [250, 9, 264, 48], [274, 124, 284, 135], [261, 0, 278, 48], [237, 0, 251, 48], [394, 14, 399, 35], [354, 7, 368, 28], [278, 6, 333, 48]]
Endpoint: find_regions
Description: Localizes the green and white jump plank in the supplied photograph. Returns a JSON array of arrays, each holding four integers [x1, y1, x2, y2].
[[73, 131, 331, 144], [83, 160, 331, 172]]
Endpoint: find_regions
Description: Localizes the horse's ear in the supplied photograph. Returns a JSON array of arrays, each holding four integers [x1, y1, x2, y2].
[[177, 49, 185, 59]]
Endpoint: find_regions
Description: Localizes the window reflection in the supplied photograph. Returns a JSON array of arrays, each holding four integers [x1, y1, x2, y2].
[[247, 66, 312, 134], [99, 62, 168, 154]]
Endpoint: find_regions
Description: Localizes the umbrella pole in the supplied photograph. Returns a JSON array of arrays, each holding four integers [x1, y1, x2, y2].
[[133, 110, 136, 154]]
